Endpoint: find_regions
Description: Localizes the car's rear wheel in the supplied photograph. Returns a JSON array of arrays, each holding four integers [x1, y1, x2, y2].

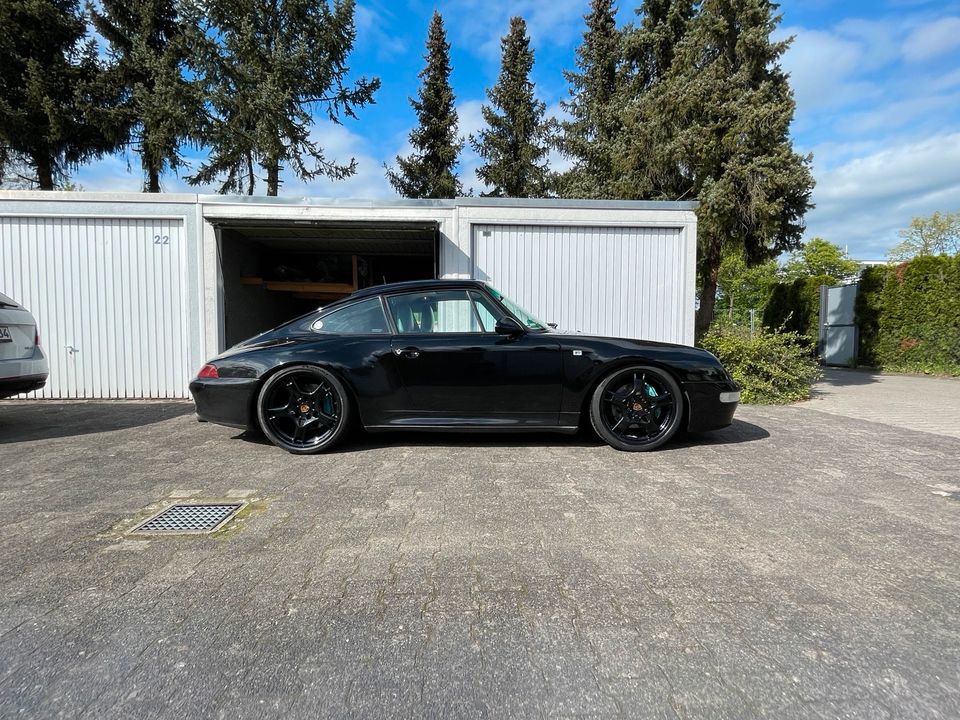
[[256, 365, 350, 454], [589, 365, 683, 451]]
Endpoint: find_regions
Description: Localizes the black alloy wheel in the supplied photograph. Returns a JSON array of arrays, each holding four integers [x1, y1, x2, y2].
[[589, 365, 683, 451], [256, 365, 350, 454]]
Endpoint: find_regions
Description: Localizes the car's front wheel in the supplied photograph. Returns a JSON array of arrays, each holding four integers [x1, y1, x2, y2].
[[256, 365, 351, 454], [589, 365, 683, 451]]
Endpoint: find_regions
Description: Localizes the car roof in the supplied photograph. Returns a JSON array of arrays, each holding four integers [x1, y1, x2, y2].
[[324, 278, 489, 309]]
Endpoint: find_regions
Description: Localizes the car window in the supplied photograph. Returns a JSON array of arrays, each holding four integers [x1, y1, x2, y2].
[[311, 297, 389, 334], [387, 290, 486, 334], [469, 291, 502, 332]]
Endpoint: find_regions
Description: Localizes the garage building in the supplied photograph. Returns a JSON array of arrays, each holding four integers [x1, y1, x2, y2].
[[0, 192, 697, 399]]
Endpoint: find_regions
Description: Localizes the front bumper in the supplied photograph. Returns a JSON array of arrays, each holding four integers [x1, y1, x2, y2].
[[189, 377, 260, 430], [683, 380, 740, 433]]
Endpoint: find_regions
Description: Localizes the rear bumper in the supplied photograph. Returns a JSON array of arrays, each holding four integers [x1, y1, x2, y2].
[[189, 377, 260, 430], [683, 380, 740, 433], [0, 374, 47, 399], [0, 347, 49, 398]]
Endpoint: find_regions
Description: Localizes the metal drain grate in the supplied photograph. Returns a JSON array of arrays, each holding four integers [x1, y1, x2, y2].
[[133, 503, 243, 534]]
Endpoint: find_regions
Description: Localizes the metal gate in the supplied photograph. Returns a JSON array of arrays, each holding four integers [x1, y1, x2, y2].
[[820, 282, 859, 367], [471, 224, 690, 344], [0, 216, 191, 398]]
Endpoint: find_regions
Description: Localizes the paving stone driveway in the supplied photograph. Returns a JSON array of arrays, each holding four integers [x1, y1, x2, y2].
[[0, 375, 958, 719]]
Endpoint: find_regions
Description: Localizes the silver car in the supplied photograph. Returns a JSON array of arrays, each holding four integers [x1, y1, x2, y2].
[[0, 292, 48, 398]]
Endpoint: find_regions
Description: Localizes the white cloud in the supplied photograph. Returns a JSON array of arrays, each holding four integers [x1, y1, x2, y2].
[[902, 16, 960, 61], [446, 0, 588, 61], [777, 26, 881, 112], [354, 3, 408, 62], [805, 133, 960, 259]]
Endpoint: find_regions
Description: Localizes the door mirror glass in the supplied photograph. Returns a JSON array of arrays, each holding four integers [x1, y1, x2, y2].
[[495, 316, 526, 336]]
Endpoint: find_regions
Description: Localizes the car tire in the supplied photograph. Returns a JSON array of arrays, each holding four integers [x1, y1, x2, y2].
[[589, 365, 683, 452], [256, 365, 351, 454]]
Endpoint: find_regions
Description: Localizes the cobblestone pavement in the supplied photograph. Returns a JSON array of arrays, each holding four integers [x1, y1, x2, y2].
[[800, 368, 960, 439], [0, 396, 958, 719]]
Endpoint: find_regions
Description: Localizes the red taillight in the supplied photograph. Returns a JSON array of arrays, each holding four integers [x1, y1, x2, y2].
[[34, 329, 40, 347], [197, 363, 219, 379]]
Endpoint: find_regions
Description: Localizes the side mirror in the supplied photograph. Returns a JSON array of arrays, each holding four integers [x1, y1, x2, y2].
[[547, 322, 558, 329], [495, 316, 526, 336]]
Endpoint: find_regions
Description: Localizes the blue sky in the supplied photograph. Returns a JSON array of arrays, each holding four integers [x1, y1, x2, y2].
[[77, 0, 960, 260]]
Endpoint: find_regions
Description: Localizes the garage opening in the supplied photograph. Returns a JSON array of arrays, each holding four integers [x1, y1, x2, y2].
[[215, 220, 438, 348]]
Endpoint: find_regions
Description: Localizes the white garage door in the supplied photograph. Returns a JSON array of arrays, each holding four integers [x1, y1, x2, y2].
[[0, 216, 191, 398], [472, 224, 690, 344]]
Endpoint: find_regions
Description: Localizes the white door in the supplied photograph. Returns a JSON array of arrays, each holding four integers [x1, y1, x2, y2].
[[472, 224, 688, 344], [0, 216, 191, 398]]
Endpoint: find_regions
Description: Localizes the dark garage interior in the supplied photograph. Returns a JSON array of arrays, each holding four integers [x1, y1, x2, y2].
[[216, 219, 439, 348]]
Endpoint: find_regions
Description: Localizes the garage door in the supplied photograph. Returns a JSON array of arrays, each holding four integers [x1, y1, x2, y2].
[[0, 216, 191, 398], [472, 224, 689, 344]]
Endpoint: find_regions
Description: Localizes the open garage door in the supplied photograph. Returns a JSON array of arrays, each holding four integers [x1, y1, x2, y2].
[[213, 219, 439, 349], [472, 224, 689, 344]]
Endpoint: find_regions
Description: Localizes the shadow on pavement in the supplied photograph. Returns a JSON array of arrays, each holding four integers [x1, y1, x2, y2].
[[0, 401, 194, 444], [813, 367, 882, 391], [233, 417, 770, 454]]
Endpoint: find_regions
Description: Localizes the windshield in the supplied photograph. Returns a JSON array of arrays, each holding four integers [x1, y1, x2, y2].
[[486, 285, 548, 331]]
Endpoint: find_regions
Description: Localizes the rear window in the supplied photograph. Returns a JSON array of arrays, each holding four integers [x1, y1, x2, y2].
[[311, 297, 389, 334]]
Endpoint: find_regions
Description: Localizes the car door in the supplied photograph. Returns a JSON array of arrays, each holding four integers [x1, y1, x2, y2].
[[384, 289, 563, 427]]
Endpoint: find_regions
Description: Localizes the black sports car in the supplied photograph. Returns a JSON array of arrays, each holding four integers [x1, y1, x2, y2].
[[190, 279, 740, 453]]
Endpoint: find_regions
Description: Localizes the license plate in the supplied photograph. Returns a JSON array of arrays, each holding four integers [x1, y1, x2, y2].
[[0, 326, 11, 343]]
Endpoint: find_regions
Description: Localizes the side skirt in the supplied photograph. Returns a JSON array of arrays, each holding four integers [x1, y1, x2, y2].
[[365, 424, 580, 435]]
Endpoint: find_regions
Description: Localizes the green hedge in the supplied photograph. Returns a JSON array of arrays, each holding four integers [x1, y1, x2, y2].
[[859, 256, 960, 375], [700, 325, 822, 404], [761, 274, 832, 350]]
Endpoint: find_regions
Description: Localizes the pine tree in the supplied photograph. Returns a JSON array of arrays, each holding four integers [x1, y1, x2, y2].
[[615, 0, 694, 198], [555, 0, 623, 198], [188, 0, 379, 196], [386, 11, 462, 199], [90, 0, 201, 192], [617, 0, 814, 338], [0, 0, 116, 189], [471, 17, 550, 198]]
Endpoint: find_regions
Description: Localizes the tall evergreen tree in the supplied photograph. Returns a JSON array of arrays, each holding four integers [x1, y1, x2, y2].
[[188, 0, 379, 196], [90, 0, 202, 192], [386, 11, 462, 199], [471, 16, 550, 198], [617, 0, 814, 338], [614, 0, 694, 198], [0, 0, 116, 189], [555, 0, 622, 198]]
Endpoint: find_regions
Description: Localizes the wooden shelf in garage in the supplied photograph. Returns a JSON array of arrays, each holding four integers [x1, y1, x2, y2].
[[238, 255, 359, 299]]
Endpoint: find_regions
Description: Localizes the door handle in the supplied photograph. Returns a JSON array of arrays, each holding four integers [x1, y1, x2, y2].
[[393, 346, 420, 359]]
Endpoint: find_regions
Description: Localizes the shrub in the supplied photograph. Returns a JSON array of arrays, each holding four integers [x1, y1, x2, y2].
[[700, 325, 822, 404]]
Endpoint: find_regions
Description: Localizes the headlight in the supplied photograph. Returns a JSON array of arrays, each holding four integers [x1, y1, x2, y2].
[[719, 390, 740, 403]]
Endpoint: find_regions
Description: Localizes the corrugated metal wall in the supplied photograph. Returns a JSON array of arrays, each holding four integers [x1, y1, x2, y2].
[[472, 224, 688, 344], [0, 216, 191, 398]]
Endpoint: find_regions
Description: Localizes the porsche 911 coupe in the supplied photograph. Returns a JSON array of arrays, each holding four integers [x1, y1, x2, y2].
[[190, 279, 740, 453]]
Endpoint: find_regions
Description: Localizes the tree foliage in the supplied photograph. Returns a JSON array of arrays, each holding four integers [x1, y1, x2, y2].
[[385, 11, 462, 199], [783, 238, 859, 283], [887, 211, 960, 260], [90, 0, 202, 192], [616, 0, 814, 339], [187, 0, 379, 196], [716, 251, 779, 323], [471, 17, 550, 198], [554, 0, 623, 198], [0, 0, 116, 189]]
